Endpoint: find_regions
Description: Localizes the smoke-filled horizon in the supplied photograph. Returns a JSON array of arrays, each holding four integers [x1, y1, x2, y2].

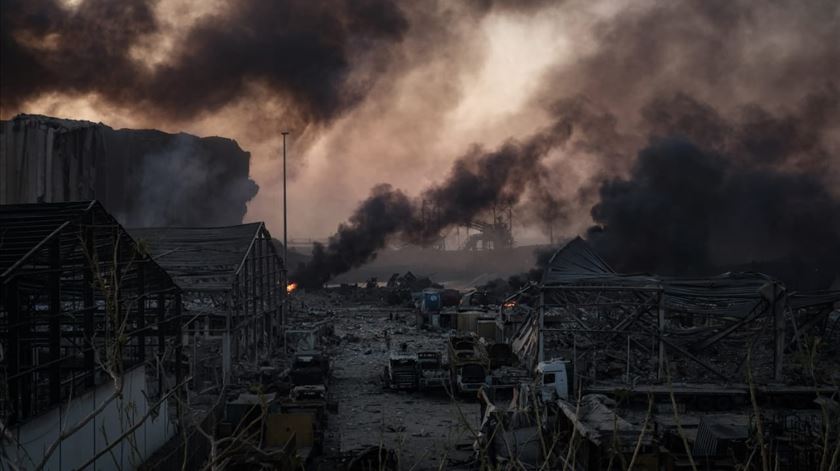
[[292, 117, 575, 288], [293, 86, 840, 288], [2, 0, 839, 287]]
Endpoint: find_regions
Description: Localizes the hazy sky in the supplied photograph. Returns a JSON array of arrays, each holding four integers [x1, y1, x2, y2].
[[1, 0, 619, 242], [3, 0, 838, 257]]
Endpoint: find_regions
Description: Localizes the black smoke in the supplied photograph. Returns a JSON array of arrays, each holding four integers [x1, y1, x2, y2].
[[299, 0, 840, 290], [523, 0, 840, 288], [585, 89, 840, 287], [0, 0, 408, 123], [295, 85, 840, 289], [5, 0, 839, 289], [293, 184, 413, 289], [413, 119, 572, 240], [293, 119, 574, 289]]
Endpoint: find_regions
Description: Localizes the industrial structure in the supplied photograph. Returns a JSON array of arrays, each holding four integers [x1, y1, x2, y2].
[[0, 201, 184, 470], [461, 206, 514, 251], [1, 199, 837, 470], [131, 224, 285, 386], [526, 237, 840, 385], [0, 203, 289, 470], [0, 114, 257, 227], [501, 237, 840, 469]]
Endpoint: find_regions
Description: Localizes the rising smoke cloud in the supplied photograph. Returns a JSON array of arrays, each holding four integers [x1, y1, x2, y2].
[[295, 0, 840, 288], [587, 89, 840, 283], [293, 118, 575, 288], [554, 0, 840, 285], [0, 0, 408, 126], [3, 0, 839, 288]]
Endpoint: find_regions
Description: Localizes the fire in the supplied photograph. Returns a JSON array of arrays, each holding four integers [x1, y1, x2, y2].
[[286, 282, 298, 294], [503, 301, 516, 308]]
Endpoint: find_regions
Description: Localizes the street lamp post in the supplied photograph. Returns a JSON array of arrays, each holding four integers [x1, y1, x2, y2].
[[281, 131, 290, 352]]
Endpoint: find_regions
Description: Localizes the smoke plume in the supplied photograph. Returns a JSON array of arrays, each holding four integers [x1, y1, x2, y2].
[[130, 133, 258, 227], [297, 0, 840, 288], [293, 185, 414, 289], [530, 0, 840, 287], [3, 0, 839, 288], [587, 89, 840, 284], [0, 0, 407, 125], [293, 119, 574, 288]]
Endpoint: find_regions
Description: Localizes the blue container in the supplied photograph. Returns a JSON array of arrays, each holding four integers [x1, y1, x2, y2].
[[422, 289, 442, 312]]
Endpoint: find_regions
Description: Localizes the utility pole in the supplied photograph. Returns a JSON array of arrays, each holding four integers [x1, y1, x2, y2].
[[282, 131, 289, 269], [281, 131, 290, 352]]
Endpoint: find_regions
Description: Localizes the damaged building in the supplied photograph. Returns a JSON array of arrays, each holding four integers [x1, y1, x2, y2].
[[0, 201, 185, 470], [500, 237, 840, 469], [0, 114, 258, 227], [130, 224, 285, 386], [2, 200, 837, 470], [0, 203, 289, 470]]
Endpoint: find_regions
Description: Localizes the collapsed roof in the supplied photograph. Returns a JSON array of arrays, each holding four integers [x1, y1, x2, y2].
[[1, 200, 174, 288], [542, 236, 786, 318], [131, 224, 284, 293], [527, 236, 840, 384]]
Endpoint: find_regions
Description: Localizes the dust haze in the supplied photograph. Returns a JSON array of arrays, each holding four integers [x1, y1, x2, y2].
[[3, 0, 839, 283]]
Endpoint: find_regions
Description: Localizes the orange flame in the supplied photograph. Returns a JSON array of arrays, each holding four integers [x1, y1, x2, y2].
[[286, 282, 298, 294], [503, 301, 516, 308]]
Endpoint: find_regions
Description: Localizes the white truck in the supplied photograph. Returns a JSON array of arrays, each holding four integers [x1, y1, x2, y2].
[[535, 359, 571, 401]]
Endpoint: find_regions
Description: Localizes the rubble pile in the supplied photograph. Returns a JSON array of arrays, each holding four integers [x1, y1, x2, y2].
[[294, 292, 480, 469], [144, 239, 840, 470]]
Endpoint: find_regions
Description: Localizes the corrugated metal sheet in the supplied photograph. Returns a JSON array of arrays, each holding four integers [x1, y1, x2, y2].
[[0, 201, 96, 276], [542, 237, 784, 317], [0, 115, 101, 205], [692, 414, 749, 457], [130, 224, 282, 292]]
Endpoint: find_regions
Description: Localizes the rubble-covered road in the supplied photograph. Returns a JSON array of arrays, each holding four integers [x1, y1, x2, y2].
[[301, 297, 481, 470]]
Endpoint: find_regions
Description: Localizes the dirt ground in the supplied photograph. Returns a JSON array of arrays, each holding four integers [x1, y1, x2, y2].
[[299, 296, 482, 470]]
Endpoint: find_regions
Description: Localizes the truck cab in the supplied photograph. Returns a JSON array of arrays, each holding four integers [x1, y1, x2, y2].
[[453, 363, 488, 393], [417, 351, 447, 390], [385, 353, 419, 390], [447, 335, 490, 394], [290, 350, 330, 387], [290, 384, 326, 402], [535, 359, 571, 401]]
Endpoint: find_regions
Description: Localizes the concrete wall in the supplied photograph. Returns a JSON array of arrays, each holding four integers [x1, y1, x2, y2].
[[0, 115, 100, 205], [0, 113, 258, 227], [2, 366, 174, 471]]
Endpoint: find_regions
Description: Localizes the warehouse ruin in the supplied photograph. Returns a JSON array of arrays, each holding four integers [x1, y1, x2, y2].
[[0, 115, 837, 471], [2, 207, 837, 469], [0, 202, 184, 469]]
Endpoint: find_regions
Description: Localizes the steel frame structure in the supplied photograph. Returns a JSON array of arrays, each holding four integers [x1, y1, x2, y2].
[[533, 238, 840, 388], [540, 283, 784, 385], [0, 201, 183, 424], [131, 223, 284, 384]]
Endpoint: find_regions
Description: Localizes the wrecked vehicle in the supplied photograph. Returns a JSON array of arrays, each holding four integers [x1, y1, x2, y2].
[[417, 351, 448, 390], [383, 352, 420, 390], [276, 385, 332, 456], [535, 359, 571, 401], [290, 350, 331, 386], [488, 365, 532, 396], [279, 350, 337, 455], [448, 335, 490, 394], [484, 342, 531, 401]]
